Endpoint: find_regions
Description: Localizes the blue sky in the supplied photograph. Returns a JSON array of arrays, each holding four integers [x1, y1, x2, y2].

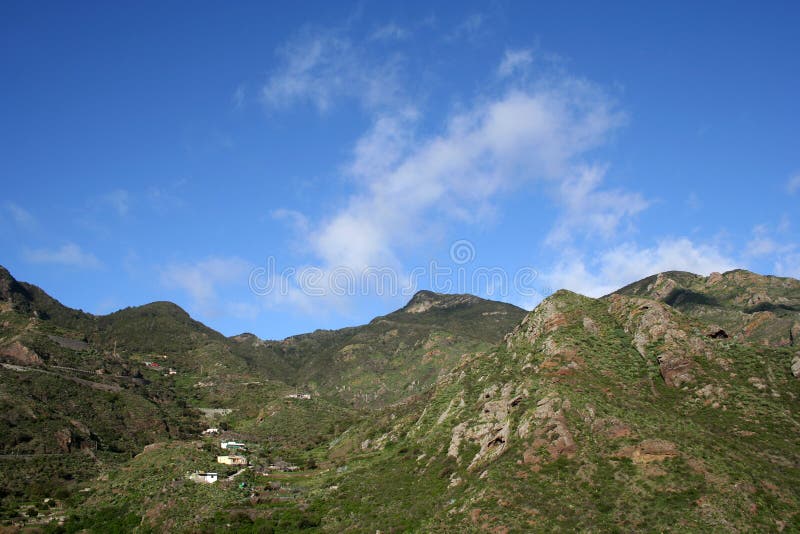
[[1, 1, 799, 339]]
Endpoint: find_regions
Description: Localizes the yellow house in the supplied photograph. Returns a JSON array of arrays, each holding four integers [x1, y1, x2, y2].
[[217, 455, 247, 466]]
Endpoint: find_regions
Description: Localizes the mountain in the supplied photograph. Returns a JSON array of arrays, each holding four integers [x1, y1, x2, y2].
[[0, 265, 522, 528], [0, 269, 204, 509], [615, 269, 800, 347], [230, 291, 525, 407], [2, 265, 800, 532], [311, 283, 800, 531]]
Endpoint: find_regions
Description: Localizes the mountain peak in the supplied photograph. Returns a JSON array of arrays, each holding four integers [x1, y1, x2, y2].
[[402, 290, 482, 314]]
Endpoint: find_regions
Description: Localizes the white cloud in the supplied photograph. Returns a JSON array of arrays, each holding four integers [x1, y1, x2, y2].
[[24, 243, 102, 269], [232, 84, 246, 110], [271, 208, 310, 235], [101, 189, 130, 216], [370, 23, 409, 41], [546, 165, 648, 245], [261, 27, 403, 112], [262, 36, 644, 310], [745, 224, 780, 257], [160, 257, 251, 307], [787, 173, 800, 194], [544, 238, 738, 297], [685, 192, 701, 211], [147, 181, 186, 213], [751, 222, 800, 279], [446, 13, 485, 42], [6, 202, 36, 229], [305, 76, 628, 271], [498, 48, 533, 78], [775, 252, 800, 279]]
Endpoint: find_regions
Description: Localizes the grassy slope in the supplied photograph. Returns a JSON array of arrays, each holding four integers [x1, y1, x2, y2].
[[231, 293, 526, 408], [296, 290, 800, 532], [5, 264, 800, 532]]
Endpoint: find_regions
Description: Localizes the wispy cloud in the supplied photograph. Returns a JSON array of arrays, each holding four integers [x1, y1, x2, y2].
[[262, 29, 645, 310], [147, 180, 186, 213], [446, 13, 485, 42], [100, 189, 130, 216], [5, 202, 36, 230], [498, 48, 533, 78], [546, 164, 647, 245], [744, 223, 798, 277], [24, 243, 102, 269], [304, 74, 628, 272], [232, 84, 246, 110], [370, 23, 409, 41], [160, 256, 253, 317], [745, 224, 782, 257], [787, 173, 800, 194], [271, 208, 310, 235], [261, 26, 404, 112], [775, 252, 800, 279]]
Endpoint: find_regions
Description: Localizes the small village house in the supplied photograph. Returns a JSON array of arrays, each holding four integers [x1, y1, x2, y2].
[[189, 472, 218, 484], [217, 455, 247, 466], [220, 441, 246, 451]]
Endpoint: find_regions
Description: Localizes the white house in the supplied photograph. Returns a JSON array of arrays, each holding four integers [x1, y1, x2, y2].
[[220, 441, 246, 450], [202, 428, 219, 435], [189, 472, 218, 484]]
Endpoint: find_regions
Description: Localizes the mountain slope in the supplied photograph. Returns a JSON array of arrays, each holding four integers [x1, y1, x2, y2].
[[230, 291, 526, 407], [4, 265, 800, 531], [0, 265, 524, 526], [614, 269, 800, 347], [310, 281, 800, 531]]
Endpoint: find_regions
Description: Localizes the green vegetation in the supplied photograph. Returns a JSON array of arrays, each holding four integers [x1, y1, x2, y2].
[[2, 265, 800, 531]]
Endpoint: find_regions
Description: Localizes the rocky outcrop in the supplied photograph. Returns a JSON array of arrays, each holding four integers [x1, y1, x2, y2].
[[791, 353, 800, 379], [615, 439, 678, 464], [447, 382, 527, 470], [607, 295, 700, 387], [0, 341, 43, 365], [404, 290, 481, 314], [519, 395, 576, 469], [649, 273, 679, 301], [505, 292, 573, 349], [615, 269, 800, 347]]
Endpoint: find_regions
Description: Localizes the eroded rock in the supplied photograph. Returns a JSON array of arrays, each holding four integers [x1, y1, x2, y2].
[[0, 341, 43, 365], [607, 295, 701, 387], [447, 382, 528, 469], [616, 439, 678, 464]]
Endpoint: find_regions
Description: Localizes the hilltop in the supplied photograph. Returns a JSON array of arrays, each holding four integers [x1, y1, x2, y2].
[[231, 290, 525, 407]]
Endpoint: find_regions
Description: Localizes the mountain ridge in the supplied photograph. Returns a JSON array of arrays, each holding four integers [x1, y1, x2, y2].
[[2, 264, 800, 530]]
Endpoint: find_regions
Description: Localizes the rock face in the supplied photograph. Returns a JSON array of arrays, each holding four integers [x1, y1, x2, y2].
[[0, 341, 43, 365], [448, 382, 527, 470], [792, 353, 800, 379], [505, 293, 569, 349], [613, 269, 800, 347], [607, 295, 701, 387], [616, 439, 679, 464], [403, 290, 482, 314], [519, 395, 576, 468]]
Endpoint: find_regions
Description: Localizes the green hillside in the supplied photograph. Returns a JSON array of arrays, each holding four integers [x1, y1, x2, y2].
[[3, 265, 800, 532], [230, 291, 526, 408]]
